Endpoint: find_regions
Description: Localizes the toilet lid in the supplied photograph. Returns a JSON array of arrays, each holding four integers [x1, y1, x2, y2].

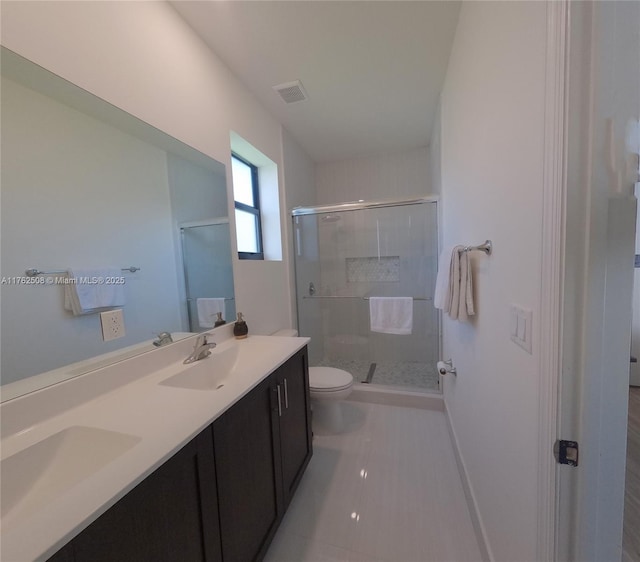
[[309, 367, 353, 391]]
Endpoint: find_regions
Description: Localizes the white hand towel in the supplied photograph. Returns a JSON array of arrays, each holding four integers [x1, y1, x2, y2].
[[369, 297, 413, 335], [447, 247, 462, 319], [197, 298, 226, 328], [463, 251, 475, 317], [64, 267, 125, 316], [434, 246, 455, 311], [457, 251, 470, 321], [444, 247, 475, 322]]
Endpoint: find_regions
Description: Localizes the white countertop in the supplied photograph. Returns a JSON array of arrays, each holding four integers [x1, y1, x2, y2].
[[0, 330, 309, 561], [0, 332, 195, 403]]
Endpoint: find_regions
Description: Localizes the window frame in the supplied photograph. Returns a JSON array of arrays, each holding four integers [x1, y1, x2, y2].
[[232, 153, 264, 260]]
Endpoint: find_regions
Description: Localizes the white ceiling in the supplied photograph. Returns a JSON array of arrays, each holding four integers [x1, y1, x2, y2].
[[170, 1, 461, 163]]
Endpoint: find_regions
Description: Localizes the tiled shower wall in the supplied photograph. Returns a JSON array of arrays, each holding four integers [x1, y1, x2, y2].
[[346, 256, 400, 283], [314, 146, 434, 204], [308, 201, 439, 368], [295, 146, 439, 377]]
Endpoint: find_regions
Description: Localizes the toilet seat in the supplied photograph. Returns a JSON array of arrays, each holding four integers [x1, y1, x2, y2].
[[309, 367, 353, 392]]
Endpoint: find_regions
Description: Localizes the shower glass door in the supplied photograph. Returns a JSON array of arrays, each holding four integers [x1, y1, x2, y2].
[[181, 221, 235, 332], [293, 199, 440, 391]]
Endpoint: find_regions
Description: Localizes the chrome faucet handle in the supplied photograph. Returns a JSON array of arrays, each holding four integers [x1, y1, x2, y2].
[[184, 333, 216, 364], [195, 333, 212, 346], [153, 331, 173, 347]]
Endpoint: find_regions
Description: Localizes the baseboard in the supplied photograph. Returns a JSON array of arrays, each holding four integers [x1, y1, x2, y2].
[[444, 402, 493, 562], [347, 384, 444, 411]]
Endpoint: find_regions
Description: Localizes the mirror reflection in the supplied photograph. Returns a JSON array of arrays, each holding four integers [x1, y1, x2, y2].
[[0, 48, 235, 399]]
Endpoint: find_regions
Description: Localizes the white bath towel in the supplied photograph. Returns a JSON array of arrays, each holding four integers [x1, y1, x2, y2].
[[369, 297, 413, 335], [440, 247, 475, 321], [197, 298, 226, 328], [462, 250, 475, 318], [64, 267, 125, 316], [434, 245, 455, 310]]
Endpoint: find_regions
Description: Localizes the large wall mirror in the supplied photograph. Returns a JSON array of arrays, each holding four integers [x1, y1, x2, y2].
[[0, 48, 236, 401]]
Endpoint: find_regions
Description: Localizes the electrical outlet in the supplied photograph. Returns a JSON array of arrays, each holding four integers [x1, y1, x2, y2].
[[101, 309, 125, 341]]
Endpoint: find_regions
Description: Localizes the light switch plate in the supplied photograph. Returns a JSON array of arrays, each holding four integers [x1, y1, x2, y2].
[[510, 305, 532, 354], [101, 309, 125, 341]]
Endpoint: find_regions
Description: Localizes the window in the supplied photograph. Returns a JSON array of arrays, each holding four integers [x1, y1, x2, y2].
[[232, 154, 263, 260]]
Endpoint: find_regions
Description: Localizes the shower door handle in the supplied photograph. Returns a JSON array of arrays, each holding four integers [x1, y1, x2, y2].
[[308, 282, 316, 296]]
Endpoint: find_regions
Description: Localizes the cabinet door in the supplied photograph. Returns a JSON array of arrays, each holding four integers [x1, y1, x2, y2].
[[48, 428, 222, 562], [213, 375, 282, 562], [276, 347, 313, 508]]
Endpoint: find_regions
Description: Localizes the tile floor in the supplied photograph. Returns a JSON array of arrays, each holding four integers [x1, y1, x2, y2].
[[316, 358, 440, 391], [264, 400, 482, 562], [623, 387, 640, 562]]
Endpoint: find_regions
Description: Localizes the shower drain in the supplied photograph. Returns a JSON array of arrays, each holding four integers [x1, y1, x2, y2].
[[362, 363, 377, 384]]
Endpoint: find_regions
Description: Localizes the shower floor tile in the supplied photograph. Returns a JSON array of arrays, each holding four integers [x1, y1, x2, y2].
[[264, 401, 482, 562], [316, 358, 440, 391]]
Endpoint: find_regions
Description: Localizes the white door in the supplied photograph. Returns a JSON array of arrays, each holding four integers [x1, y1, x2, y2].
[[557, 2, 639, 560]]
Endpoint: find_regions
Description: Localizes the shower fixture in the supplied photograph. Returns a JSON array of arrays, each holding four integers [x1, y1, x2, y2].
[[321, 214, 341, 223]]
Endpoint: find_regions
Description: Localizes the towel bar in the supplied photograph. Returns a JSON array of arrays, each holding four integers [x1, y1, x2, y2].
[[461, 240, 492, 255], [187, 297, 235, 301], [303, 295, 432, 301], [25, 267, 140, 277]]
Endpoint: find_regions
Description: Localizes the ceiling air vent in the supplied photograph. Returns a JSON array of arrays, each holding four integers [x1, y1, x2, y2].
[[273, 80, 308, 104]]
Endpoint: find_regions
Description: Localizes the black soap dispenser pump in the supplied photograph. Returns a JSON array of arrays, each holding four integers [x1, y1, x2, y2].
[[214, 312, 226, 327], [233, 312, 248, 339]]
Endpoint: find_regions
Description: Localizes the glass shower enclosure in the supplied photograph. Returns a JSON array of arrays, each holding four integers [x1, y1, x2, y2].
[[181, 219, 236, 332], [292, 198, 440, 391]]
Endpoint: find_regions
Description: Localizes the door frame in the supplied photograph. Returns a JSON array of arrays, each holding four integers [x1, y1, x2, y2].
[[537, 1, 569, 560], [542, 1, 640, 560]]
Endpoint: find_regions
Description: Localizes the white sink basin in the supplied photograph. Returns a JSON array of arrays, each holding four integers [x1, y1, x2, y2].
[[159, 344, 239, 390], [1, 426, 140, 525]]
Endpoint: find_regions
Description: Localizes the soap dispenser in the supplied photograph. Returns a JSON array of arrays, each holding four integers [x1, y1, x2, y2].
[[214, 312, 226, 327], [233, 312, 248, 339]]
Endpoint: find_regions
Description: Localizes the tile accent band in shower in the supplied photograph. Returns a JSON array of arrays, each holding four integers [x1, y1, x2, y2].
[[346, 256, 400, 283]]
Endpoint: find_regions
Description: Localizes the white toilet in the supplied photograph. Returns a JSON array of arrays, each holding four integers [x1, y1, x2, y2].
[[272, 330, 354, 433]]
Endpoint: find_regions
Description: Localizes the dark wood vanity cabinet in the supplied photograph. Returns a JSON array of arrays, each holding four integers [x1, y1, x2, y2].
[[213, 374, 282, 562], [274, 347, 313, 509], [213, 346, 312, 562], [48, 429, 222, 562], [47, 346, 311, 562]]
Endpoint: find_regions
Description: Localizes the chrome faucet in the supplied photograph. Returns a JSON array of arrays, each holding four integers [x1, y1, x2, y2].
[[183, 333, 216, 364], [153, 332, 174, 347]]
